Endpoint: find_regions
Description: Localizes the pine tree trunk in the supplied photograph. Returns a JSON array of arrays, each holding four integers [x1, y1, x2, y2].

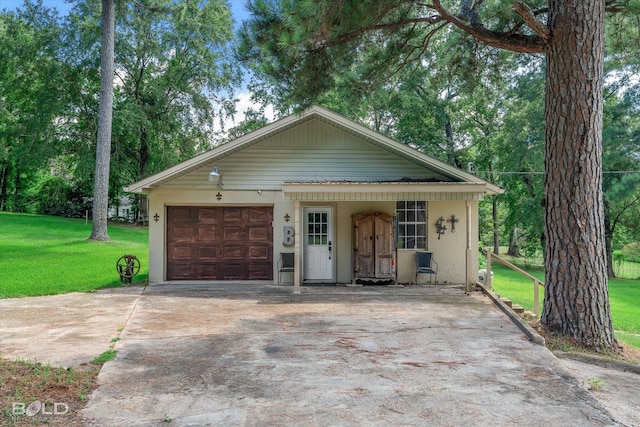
[[492, 196, 499, 255], [89, 0, 115, 241], [541, 0, 616, 350]]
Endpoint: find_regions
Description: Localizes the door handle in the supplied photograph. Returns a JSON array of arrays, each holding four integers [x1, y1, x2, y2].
[[328, 241, 332, 260]]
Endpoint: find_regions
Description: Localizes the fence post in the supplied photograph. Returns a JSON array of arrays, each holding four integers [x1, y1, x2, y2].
[[533, 279, 540, 318]]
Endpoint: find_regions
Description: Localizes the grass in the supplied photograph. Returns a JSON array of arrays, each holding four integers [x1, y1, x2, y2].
[[90, 349, 117, 365], [0, 212, 148, 298], [489, 256, 640, 350]]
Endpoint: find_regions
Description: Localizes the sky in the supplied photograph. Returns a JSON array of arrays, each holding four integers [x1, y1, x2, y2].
[[0, 0, 251, 23], [0, 0, 271, 130]]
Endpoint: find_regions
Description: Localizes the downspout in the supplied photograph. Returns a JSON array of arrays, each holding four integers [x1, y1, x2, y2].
[[294, 201, 301, 294]]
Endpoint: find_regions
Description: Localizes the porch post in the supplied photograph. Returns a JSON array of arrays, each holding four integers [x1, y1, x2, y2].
[[465, 201, 473, 293], [294, 200, 301, 294]]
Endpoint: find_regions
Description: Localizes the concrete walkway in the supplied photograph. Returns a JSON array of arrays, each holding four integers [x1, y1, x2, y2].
[[0, 286, 144, 367], [1, 283, 623, 426]]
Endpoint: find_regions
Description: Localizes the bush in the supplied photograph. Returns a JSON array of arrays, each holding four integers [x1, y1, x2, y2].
[[619, 243, 640, 263], [36, 177, 91, 218]]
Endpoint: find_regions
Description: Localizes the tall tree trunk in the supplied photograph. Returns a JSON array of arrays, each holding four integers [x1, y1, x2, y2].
[[541, 0, 615, 350], [0, 160, 9, 211], [492, 196, 499, 254], [507, 227, 520, 257], [90, 0, 115, 241], [13, 167, 21, 212], [137, 127, 150, 225], [444, 112, 458, 167]]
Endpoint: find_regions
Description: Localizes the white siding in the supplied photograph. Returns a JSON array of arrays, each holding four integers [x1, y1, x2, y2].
[[165, 119, 449, 190]]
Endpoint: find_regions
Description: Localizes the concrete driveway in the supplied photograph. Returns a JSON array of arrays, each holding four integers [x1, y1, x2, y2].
[[1, 283, 622, 426]]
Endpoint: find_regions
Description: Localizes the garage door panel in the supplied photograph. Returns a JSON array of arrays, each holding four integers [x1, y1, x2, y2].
[[223, 226, 242, 240], [196, 264, 218, 280], [167, 263, 194, 280], [198, 226, 218, 241], [169, 226, 196, 242], [248, 207, 270, 222], [248, 226, 269, 241], [198, 208, 220, 224], [168, 206, 197, 223], [223, 207, 246, 222], [169, 245, 193, 260], [222, 245, 243, 259], [198, 245, 218, 260], [166, 206, 273, 281], [222, 263, 245, 280], [248, 244, 270, 260]]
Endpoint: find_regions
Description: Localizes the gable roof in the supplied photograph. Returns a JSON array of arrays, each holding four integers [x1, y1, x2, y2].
[[125, 105, 503, 195]]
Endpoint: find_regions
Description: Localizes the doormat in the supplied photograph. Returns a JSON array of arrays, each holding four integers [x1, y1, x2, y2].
[[356, 279, 394, 286]]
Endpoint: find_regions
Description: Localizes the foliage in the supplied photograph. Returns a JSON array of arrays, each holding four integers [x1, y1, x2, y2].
[[0, 2, 67, 213], [0, 212, 148, 298], [0, 0, 241, 222]]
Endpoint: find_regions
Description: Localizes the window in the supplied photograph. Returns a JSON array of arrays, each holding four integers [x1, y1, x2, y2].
[[307, 212, 328, 245], [396, 201, 427, 249]]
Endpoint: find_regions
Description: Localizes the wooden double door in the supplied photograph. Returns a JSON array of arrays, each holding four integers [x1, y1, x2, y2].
[[352, 211, 395, 282]]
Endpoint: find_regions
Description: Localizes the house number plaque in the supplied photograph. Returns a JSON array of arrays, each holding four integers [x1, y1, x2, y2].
[[283, 226, 295, 246]]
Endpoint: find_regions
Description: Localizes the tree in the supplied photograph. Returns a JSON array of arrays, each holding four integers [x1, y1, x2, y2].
[[239, 0, 640, 350], [0, 2, 65, 212], [70, 0, 239, 223], [89, 0, 115, 241]]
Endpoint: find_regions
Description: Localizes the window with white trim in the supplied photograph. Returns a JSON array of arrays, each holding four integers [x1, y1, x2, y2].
[[396, 201, 427, 249]]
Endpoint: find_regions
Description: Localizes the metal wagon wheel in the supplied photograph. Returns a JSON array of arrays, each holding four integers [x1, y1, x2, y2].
[[116, 255, 141, 279]]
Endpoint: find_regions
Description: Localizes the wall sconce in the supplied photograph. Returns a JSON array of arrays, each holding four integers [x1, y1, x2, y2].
[[208, 165, 223, 187]]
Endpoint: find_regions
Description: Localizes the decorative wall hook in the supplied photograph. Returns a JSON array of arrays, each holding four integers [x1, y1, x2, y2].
[[447, 214, 459, 233], [435, 217, 447, 240]]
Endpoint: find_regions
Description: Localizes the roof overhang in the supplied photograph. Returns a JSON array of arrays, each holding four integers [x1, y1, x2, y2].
[[282, 181, 497, 202]]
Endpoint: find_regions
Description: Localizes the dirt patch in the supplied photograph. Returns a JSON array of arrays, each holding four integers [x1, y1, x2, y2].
[[0, 359, 100, 426]]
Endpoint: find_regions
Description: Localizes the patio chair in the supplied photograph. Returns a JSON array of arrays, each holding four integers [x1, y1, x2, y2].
[[415, 251, 438, 284], [277, 252, 295, 285]]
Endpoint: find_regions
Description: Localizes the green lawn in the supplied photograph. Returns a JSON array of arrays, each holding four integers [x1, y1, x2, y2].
[[0, 212, 148, 298], [490, 262, 640, 349]]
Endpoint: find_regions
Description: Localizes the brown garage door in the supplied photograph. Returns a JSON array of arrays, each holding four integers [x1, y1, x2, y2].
[[166, 206, 273, 280]]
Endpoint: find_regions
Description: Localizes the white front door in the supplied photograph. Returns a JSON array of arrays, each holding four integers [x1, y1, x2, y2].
[[304, 207, 333, 281]]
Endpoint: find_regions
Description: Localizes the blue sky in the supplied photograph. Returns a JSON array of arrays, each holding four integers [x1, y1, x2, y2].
[[0, 0, 251, 25]]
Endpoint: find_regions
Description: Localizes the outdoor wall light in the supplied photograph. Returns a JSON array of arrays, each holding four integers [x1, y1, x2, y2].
[[208, 165, 223, 187]]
